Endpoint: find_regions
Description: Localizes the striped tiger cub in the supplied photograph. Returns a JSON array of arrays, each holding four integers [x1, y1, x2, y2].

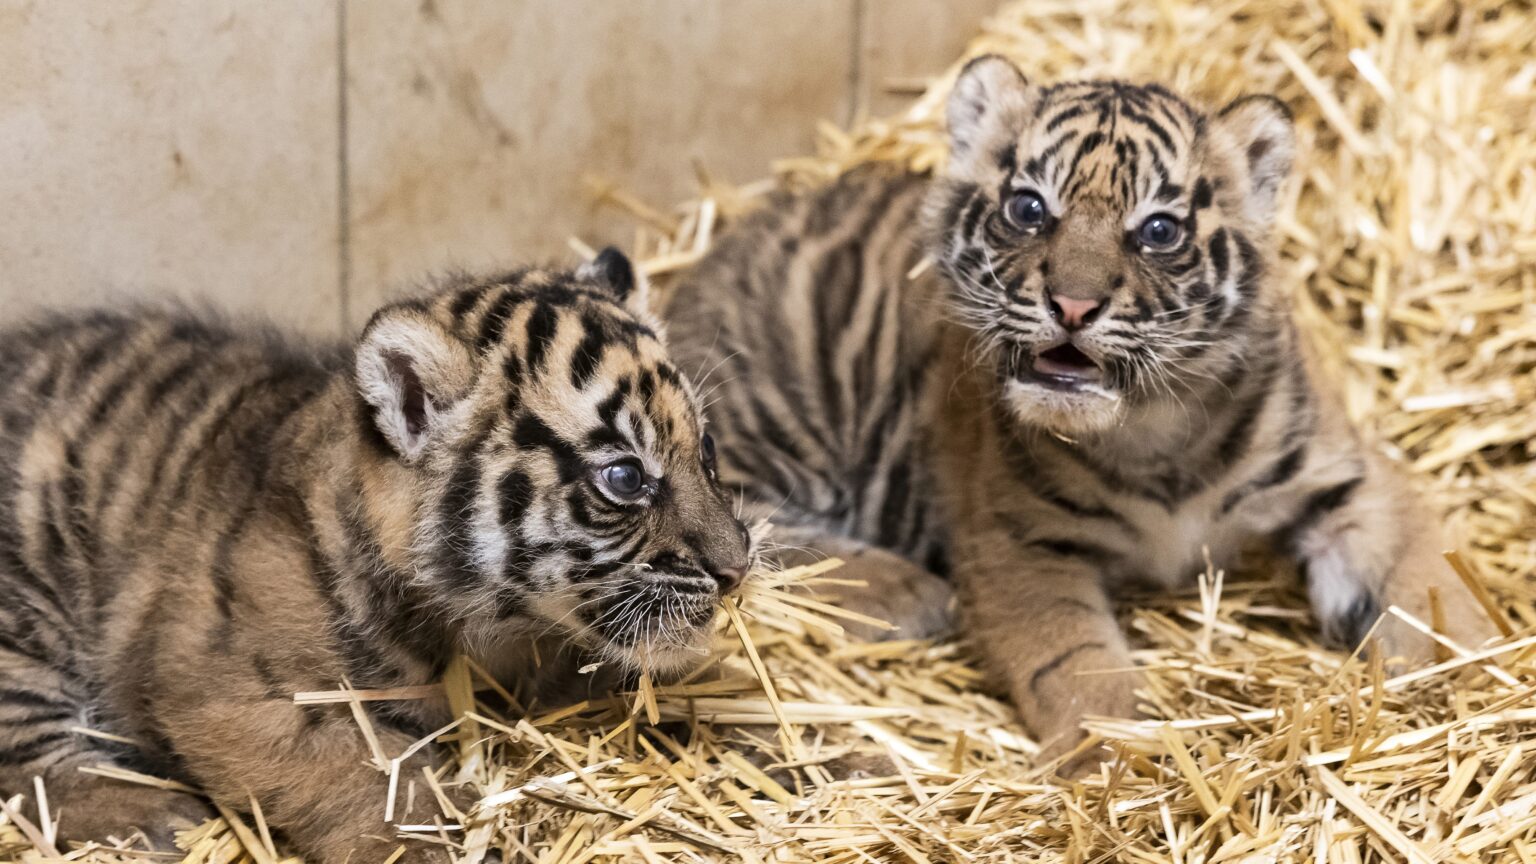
[[665, 56, 1494, 769], [0, 249, 752, 861]]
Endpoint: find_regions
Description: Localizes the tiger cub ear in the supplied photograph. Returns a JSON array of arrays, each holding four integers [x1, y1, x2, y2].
[[1213, 95, 1295, 225], [945, 54, 1031, 170], [354, 305, 477, 462], [578, 246, 652, 318]]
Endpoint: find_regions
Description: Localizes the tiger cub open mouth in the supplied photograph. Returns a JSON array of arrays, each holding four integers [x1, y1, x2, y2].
[[1006, 341, 1109, 393]]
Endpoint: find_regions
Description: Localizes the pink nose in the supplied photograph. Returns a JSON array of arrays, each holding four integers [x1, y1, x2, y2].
[[713, 567, 745, 595], [1048, 293, 1104, 330]]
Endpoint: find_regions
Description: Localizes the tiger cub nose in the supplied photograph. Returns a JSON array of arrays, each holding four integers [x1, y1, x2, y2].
[[712, 566, 745, 595], [1047, 291, 1105, 331]]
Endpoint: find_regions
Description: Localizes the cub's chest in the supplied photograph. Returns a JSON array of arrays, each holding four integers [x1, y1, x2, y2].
[[1110, 491, 1258, 590]]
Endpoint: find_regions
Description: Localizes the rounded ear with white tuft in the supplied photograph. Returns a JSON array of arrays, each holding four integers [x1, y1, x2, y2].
[[945, 54, 1032, 175], [1213, 95, 1295, 226], [354, 306, 477, 462], [579, 246, 651, 317]]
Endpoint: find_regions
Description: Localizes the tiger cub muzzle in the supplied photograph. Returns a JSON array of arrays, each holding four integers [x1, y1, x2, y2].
[[559, 474, 754, 675]]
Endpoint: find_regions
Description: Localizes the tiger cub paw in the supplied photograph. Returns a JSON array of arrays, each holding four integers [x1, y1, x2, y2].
[[817, 549, 954, 642], [1306, 549, 1500, 668], [54, 784, 215, 851], [1304, 550, 1385, 649]]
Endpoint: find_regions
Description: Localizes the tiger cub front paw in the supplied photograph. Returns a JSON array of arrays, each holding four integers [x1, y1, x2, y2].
[[55, 784, 215, 851], [1026, 668, 1141, 779], [819, 548, 954, 641]]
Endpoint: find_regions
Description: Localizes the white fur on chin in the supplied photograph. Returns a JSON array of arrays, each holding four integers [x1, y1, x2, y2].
[[1002, 378, 1125, 435]]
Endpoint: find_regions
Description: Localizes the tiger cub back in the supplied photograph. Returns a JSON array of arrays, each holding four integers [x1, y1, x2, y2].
[[667, 170, 946, 570], [0, 249, 751, 862], [666, 57, 1494, 769]]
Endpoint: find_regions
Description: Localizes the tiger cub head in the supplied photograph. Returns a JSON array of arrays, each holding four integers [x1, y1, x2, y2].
[[352, 249, 753, 675], [931, 55, 1295, 434]]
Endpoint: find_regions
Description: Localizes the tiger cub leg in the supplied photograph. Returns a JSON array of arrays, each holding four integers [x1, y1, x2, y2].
[[763, 526, 953, 641], [1293, 453, 1497, 665], [161, 693, 462, 864], [0, 658, 213, 849], [951, 527, 1142, 775]]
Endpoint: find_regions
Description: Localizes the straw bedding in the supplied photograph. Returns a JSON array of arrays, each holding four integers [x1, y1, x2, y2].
[[4, 0, 1534, 861]]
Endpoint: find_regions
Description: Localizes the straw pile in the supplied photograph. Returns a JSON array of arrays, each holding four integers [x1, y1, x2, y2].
[[5, 0, 1534, 861]]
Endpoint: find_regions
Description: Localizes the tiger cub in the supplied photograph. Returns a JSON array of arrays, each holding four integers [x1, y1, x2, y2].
[[665, 56, 1494, 768], [0, 249, 752, 861]]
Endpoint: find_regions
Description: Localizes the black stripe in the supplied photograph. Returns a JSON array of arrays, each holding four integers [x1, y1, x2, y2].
[[993, 142, 1017, 175], [0, 617, 57, 665], [876, 460, 913, 549], [524, 302, 560, 373], [0, 688, 71, 710], [1033, 487, 1136, 533], [89, 351, 208, 522], [565, 486, 617, 533], [1029, 641, 1107, 693], [1122, 105, 1177, 154], [0, 710, 72, 728], [514, 414, 584, 483], [311, 504, 411, 679], [1209, 229, 1230, 287], [497, 470, 535, 528], [80, 345, 157, 437], [0, 473, 74, 615], [1047, 597, 1107, 617], [209, 521, 247, 637], [1037, 129, 1080, 167], [69, 327, 125, 386], [745, 394, 807, 464], [1283, 477, 1365, 546], [476, 290, 519, 351], [811, 243, 860, 440], [1065, 131, 1107, 185], [1232, 231, 1263, 302], [568, 312, 609, 390], [0, 730, 71, 765], [436, 444, 485, 588], [1024, 537, 1119, 566], [449, 283, 493, 324], [960, 193, 988, 241], [1220, 445, 1307, 514], [160, 372, 281, 506], [1193, 177, 1213, 210], [0, 535, 72, 630], [594, 376, 631, 429], [1213, 371, 1274, 469], [1045, 104, 1087, 131]]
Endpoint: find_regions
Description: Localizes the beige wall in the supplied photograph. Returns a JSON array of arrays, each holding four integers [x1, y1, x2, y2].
[[0, 0, 993, 335]]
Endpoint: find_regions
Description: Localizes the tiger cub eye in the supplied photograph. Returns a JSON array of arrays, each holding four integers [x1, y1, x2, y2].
[[600, 460, 646, 499], [1005, 190, 1049, 228], [1137, 213, 1182, 249]]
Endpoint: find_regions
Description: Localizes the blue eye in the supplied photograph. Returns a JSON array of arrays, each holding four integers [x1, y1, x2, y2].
[[1138, 214, 1182, 249], [599, 460, 646, 499], [1005, 191, 1048, 227]]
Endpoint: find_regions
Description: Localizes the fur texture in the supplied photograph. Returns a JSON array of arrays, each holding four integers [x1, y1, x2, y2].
[[664, 58, 1495, 768], [0, 254, 752, 860]]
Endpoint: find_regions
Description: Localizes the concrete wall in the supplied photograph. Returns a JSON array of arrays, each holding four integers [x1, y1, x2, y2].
[[0, 0, 993, 334]]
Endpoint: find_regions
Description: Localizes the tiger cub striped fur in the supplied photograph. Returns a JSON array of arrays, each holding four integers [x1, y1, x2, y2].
[[665, 57, 1493, 768], [0, 249, 752, 861]]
